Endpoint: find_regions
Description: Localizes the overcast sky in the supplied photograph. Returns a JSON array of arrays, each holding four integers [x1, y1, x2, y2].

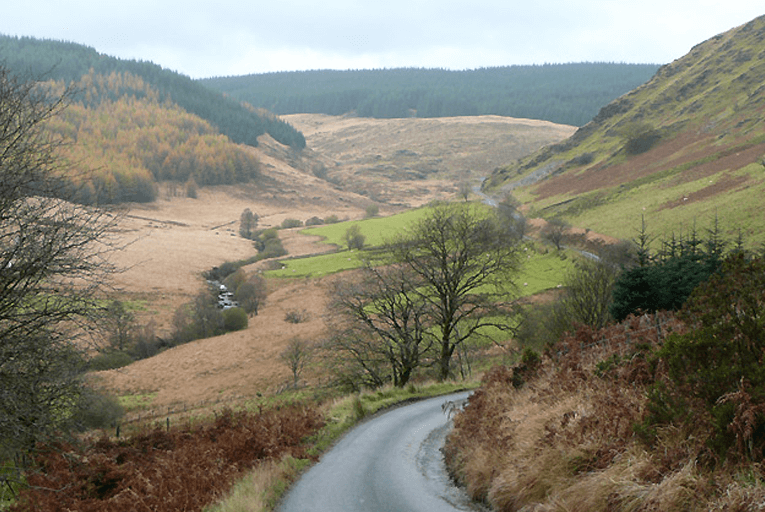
[[1, 1, 762, 79]]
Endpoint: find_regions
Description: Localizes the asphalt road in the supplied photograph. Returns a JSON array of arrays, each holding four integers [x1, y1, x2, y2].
[[277, 391, 484, 512]]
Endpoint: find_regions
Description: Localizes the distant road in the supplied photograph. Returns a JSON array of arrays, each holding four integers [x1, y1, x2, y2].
[[277, 391, 484, 512]]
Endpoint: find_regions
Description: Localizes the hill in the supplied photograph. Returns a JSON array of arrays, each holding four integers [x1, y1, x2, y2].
[[0, 35, 308, 203], [0, 35, 305, 149], [200, 64, 659, 127], [285, 113, 575, 205], [484, 15, 765, 248]]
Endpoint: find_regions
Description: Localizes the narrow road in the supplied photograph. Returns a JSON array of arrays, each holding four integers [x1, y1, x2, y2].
[[277, 391, 484, 512]]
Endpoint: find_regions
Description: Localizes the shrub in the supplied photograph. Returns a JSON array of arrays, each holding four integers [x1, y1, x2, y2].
[[253, 228, 287, 260], [344, 225, 365, 251], [185, 176, 198, 198], [622, 123, 662, 155], [223, 307, 248, 331], [305, 216, 324, 226], [88, 350, 134, 371], [285, 309, 309, 324], [324, 215, 340, 224], [281, 218, 303, 229], [235, 274, 267, 315], [71, 388, 125, 431], [645, 255, 765, 460], [365, 204, 379, 218]]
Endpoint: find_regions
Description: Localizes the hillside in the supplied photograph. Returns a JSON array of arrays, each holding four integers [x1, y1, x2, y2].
[[485, 15, 765, 248], [0, 35, 305, 150], [285, 113, 575, 205], [201, 64, 659, 127]]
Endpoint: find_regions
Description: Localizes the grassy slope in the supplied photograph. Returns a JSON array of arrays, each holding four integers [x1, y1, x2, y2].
[[267, 206, 572, 298], [486, 14, 765, 249]]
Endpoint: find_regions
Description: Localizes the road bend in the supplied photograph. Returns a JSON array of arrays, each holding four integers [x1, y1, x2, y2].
[[277, 391, 485, 512]]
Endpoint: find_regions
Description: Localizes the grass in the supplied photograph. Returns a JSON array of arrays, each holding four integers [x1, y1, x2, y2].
[[265, 250, 365, 278], [268, 234, 573, 300], [565, 165, 765, 250], [117, 392, 157, 411], [300, 206, 434, 248]]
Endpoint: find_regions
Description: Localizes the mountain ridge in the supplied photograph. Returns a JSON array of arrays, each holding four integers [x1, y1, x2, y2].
[[485, 14, 765, 248], [200, 64, 660, 127]]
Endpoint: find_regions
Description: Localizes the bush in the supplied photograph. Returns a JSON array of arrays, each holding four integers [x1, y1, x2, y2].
[[305, 216, 324, 226], [235, 274, 267, 315], [645, 255, 765, 460], [71, 388, 125, 430], [253, 228, 287, 260], [622, 122, 662, 155], [222, 307, 248, 331], [284, 309, 309, 324], [344, 225, 365, 251], [365, 204, 379, 218], [281, 218, 303, 229], [88, 350, 134, 371], [185, 176, 198, 198]]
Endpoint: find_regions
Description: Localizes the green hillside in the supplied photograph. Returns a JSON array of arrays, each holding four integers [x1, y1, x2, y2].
[[200, 64, 659, 127], [485, 15, 765, 248]]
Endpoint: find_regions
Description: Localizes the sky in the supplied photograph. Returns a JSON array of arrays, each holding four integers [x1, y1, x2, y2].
[[1, 1, 763, 79]]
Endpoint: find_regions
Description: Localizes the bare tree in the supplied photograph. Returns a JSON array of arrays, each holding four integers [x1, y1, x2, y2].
[[331, 263, 432, 387], [383, 203, 521, 380], [457, 181, 471, 202], [541, 217, 569, 250], [280, 338, 311, 388], [0, 67, 119, 461], [98, 300, 137, 352], [559, 258, 619, 330], [239, 208, 258, 239]]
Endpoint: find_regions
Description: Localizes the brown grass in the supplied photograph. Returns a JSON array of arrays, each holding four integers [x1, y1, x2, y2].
[[441, 313, 765, 511]]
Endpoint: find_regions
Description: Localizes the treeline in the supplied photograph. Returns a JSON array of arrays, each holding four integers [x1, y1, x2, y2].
[[201, 64, 659, 126], [0, 35, 305, 149]]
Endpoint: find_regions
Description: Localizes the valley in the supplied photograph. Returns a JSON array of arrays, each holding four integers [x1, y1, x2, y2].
[[94, 113, 574, 414]]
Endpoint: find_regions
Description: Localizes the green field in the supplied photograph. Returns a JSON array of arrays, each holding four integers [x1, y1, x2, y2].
[[266, 202, 573, 298], [300, 206, 434, 248]]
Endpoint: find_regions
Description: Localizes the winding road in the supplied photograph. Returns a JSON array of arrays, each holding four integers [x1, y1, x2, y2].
[[277, 391, 485, 512]]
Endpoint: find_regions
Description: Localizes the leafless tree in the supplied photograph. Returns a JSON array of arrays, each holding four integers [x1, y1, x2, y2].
[[99, 300, 136, 352], [0, 67, 120, 462], [457, 181, 471, 202], [331, 263, 432, 387], [541, 217, 569, 250], [280, 338, 311, 388], [378, 203, 521, 381]]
